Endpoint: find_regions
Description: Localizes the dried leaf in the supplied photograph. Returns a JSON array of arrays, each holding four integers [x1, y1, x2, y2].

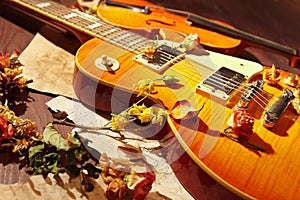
[[161, 75, 180, 85], [170, 100, 203, 120], [42, 123, 81, 151], [52, 110, 68, 120]]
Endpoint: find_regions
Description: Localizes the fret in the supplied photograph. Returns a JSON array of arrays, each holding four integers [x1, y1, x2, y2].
[[87, 22, 102, 30], [111, 32, 135, 43], [62, 12, 78, 20], [94, 26, 116, 37], [128, 38, 151, 51], [99, 28, 121, 36], [43, 5, 67, 16], [21, 0, 46, 5], [14, 0, 152, 53], [127, 36, 144, 46], [20, 0, 68, 18], [105, 31, 129, 44], [64, 15, 94, 27], [96, 27, 126, 40], [36, 1, 50, 8], [83, 21, 106, 30]]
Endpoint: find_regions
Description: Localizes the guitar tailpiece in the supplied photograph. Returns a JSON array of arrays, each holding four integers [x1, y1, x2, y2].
[[263, 89, 295, 128]]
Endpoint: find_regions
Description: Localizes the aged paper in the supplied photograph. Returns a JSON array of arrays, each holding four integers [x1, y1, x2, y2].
[[0, 95, 194, 200], [19, 33, 76, 98], [0, 173, 107, 200], [46, 96, 194, 200]]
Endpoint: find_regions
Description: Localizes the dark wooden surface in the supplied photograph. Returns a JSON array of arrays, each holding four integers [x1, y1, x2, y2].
[[1, 0, 300, 199]]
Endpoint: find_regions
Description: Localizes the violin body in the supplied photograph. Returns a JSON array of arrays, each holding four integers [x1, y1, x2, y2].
[[94, 0, 243, 55]]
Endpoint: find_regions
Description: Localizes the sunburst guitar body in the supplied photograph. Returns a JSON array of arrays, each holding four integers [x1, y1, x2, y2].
[[74, 28, 300, 200], [6, 0, 300, 199]]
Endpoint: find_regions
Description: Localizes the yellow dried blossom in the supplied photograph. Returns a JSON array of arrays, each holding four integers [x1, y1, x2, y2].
[[128, 103, 147, 116], [135, 79, 157, 96], [0, 72, 6, 79], [137, 107, 152, 123], [4, 68, 22, 77], [16, 77, 29, 89], [0, 105, 39, 152], [111, 114, 128, 131], [12, 138, 32, 153], [110, 103, 167, 131]]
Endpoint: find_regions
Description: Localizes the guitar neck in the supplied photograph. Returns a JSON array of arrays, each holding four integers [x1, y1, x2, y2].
[[6, 0, 150, 53]]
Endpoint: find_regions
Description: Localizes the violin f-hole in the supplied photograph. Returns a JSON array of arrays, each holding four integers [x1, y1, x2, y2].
[[146, 19, 176, 26]]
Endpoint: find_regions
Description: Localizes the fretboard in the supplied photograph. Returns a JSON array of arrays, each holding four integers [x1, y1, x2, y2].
[[11, 0, 152, 53]]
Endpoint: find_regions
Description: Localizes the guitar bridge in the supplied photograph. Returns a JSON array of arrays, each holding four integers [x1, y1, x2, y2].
[[197, 67, 245, 101]]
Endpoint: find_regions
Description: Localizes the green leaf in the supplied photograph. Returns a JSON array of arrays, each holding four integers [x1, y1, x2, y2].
[[28, 143, 45, 160], [44, 152, 61, 174], [42, 123, 81, 151]]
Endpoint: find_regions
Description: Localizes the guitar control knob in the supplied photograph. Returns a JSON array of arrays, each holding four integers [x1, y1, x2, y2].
[[95, 54, 119, 71]]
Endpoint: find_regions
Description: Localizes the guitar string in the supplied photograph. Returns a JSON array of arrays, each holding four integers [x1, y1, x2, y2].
[[26, 0, 278, 111], [156, 54, 276, 111], [205, 72, 272, 108], [177, 61, 276, 110]]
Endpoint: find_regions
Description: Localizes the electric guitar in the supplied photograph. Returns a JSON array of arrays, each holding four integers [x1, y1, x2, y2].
[[4, 0, 300, 199]]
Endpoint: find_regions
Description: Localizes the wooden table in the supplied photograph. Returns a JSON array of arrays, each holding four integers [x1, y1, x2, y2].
[[1, 0, 300, 199]]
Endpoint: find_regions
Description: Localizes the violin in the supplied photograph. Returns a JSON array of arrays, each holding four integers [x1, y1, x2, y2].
[[82, 0, 300, 69], [94, 0, 242, 54]]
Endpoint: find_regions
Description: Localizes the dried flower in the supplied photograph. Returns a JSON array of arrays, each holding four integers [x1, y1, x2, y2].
[[110, 104, 166, 131], [126, 171, 156, 200], [129, 104, 152, 123], [101, 166, 126, 184], [111, 113, 130, 131], [263, 64, 281, 85], [0, 50, 20, 69], [227, 108, 254, 139], [0, 105, 39, 152], [0, 115, 14, 142], [0, 50, 31, 104], [170, 100, 203, 120], [106, 178, 128, 200], [0, 52, 10, 69], [134, 79, 157, 96]]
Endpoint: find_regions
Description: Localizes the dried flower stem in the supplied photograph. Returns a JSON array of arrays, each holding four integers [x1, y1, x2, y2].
[[223, 127, 265, 152], [52, 119, 110, 130]]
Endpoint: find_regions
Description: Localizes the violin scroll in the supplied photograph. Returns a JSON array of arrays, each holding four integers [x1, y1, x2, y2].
[[290, 55, 300, 69]]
